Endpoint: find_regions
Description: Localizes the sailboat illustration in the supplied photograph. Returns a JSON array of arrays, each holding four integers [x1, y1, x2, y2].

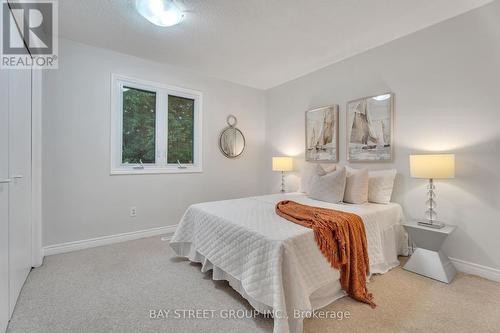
[[307, 112, 333, 153], [350, 101, 390, 150]]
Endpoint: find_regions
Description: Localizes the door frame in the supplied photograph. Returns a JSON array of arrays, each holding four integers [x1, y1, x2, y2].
[[31, 69, 43, 267], [4, 0, 43, 269]]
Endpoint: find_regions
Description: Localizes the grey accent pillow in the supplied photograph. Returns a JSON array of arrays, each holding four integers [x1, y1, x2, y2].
[[308, 166, 347, 203]]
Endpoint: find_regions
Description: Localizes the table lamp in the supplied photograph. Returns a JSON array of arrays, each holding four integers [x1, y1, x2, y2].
[[272, 157, 293, 193], [409, 154, 455, 229]]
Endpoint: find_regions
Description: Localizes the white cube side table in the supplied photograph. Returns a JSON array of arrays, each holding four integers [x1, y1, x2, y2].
[[402, 220, 457, 283]]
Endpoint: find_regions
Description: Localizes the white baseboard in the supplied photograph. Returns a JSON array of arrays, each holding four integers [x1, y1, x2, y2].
[[43, 225, 177, 256], [450, 257, 500, 282], [42, 228, 500, 283]]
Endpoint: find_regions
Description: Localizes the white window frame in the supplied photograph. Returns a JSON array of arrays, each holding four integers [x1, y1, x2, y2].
[[110, 73, 203, 174]]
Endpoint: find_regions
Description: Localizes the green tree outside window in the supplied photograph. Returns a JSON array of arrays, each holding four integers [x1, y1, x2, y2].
[[167, 95, 194, 164], [122, 86, 156, 164]]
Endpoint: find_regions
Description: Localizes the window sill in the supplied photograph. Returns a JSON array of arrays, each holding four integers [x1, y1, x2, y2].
[[110, 166, 202, 175]]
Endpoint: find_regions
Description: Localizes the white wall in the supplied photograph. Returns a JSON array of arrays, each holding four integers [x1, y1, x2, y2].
[[42, 39, 267, 246], [44, 3, 500, 273], [265, 1, 500, 270]]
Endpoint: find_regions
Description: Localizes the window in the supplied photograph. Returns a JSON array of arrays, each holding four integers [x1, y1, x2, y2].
[[167, 95, 195, 164], [111, 74, 202, 174], [122, 87, 156, 164]]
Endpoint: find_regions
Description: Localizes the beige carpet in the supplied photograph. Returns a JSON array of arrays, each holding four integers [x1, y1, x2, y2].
[[7, 236, 500, 333], [305, 259, 500, 333]]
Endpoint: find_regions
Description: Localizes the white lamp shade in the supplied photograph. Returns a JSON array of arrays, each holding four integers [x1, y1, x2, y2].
[[409, 154, 455, 179], [272, 157, 293, 172]]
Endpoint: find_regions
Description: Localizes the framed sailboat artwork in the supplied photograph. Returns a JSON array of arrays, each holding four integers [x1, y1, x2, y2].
[[346, 93, 394, 162], [305, 105, 339, 162]]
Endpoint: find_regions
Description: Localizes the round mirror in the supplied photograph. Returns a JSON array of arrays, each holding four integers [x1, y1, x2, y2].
[[219, 116, 245, 158]]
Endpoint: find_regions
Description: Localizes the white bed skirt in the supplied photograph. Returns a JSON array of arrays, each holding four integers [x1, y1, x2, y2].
[[171, 241, 276, 315]]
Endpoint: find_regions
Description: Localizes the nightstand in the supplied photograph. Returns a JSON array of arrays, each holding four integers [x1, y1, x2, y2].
[[402, 220, 457, 283]]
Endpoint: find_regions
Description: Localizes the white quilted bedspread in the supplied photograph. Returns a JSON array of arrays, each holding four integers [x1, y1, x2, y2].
[[170, 193, 406, 333]]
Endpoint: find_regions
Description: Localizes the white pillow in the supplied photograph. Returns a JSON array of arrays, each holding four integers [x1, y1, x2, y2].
[[368, 169, 397, 204], [344, 166, 369, 204], [308, 166, 346, 204], [299, 163, 337, 194]]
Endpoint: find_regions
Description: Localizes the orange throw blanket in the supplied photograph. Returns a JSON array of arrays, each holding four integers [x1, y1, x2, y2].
[[275, 200, 375, 308]]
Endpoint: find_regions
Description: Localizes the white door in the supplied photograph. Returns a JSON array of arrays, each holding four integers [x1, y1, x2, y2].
[[7, 67, 33, 318], [0, 69, 10, 333]]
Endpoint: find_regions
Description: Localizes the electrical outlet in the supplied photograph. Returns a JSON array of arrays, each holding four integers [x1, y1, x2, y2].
[[130, 207, 137, 217]]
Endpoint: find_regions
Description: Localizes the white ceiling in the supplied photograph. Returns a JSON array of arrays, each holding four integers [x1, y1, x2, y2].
[[57, 0, 493, 89]]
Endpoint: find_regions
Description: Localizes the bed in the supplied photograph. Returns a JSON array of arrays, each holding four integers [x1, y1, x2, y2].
[[170, 193, 408, 333]]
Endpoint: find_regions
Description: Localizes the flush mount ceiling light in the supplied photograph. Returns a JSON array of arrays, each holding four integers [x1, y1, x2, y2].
[[135, 0, 184, 27], [372, 94, 391, 101]]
